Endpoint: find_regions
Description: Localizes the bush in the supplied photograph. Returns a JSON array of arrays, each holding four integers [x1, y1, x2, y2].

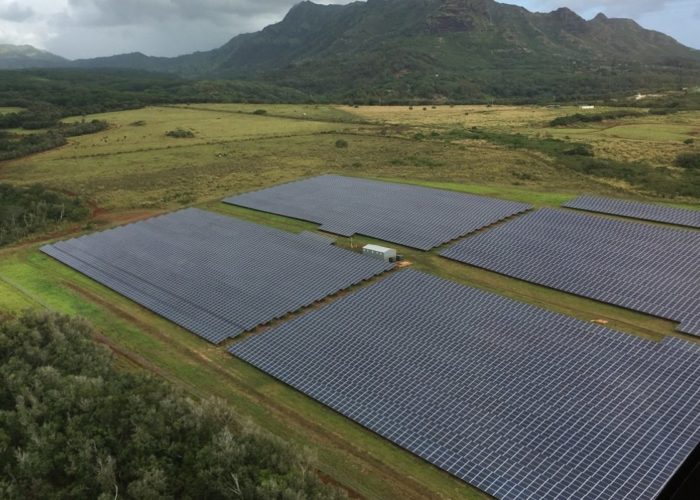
[[683, 138, 694, 145], [59, 119, 109, 137], [550, 110, 644, 127], [0, 312, 345, 499], [165, 128, 195, 138], [335, 139, 348, 148], [563, 144, 594, 157], [253, 109, 267, 115], [676, 152, 700, 170], [0, 131, 67, 161]]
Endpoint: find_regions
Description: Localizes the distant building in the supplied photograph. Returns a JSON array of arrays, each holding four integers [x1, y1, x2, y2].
[[580, 105, 595, 110], [363, 244, 397, 262]]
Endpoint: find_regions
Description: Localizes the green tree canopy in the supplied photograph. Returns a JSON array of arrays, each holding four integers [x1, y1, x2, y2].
[[0, 312, 344, 499]]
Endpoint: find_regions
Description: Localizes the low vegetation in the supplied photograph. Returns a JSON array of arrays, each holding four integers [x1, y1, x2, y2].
[[165, 128, 195, 138], [0, 312, 343, 499], [0, 184, 89, 246], [0, 120, 108, 161], [676, 152, 700, 170], [549, 110, 646, 127]]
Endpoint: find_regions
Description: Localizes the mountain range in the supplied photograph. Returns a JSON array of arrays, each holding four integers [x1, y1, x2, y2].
[[2, 0, 700, 101]]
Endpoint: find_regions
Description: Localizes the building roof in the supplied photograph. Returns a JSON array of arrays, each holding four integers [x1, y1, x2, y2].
[[363, 244, 394, 253]]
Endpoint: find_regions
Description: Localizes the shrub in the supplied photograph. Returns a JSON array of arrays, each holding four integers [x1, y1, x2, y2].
[[683, 138, 694, 145], [676, 152, 700, 170], [563, 144, 595, 157], [335, 139, 348, 148], [165, 128, 195, 138], [253, 109, 267, 115]]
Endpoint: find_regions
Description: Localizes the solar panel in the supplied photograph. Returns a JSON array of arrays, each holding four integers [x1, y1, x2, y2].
[[41, 208, 393, 344], [223, 175, 532, 250], [440, 209, 700, 337], [563, 195, 700, 228], [230, 270, 700, 500]]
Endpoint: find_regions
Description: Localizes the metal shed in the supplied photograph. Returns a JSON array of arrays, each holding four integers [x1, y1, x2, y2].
[[363, 244, 397, 262]]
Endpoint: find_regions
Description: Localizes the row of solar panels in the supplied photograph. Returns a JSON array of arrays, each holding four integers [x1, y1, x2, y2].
[[441, 208, 700, 337], [564, 194, 700, 228], [224, 175, 533, 250], [230, 270, 700, 500], [42, 208, 393, 344]]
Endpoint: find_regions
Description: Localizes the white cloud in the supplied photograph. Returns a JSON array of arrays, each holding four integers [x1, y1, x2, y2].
[[0, 1, 35, 22], [0, 0, 698, 59]]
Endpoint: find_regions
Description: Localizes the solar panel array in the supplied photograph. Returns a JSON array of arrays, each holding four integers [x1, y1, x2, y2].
[[441, 209, 700, 337], [230, 270, 700, 500], [41, 208, 393, 344], [563, 195, 700, 229], [223, 175, 532, 250]]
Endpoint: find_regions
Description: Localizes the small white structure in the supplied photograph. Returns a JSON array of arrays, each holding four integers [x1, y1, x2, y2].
[[363, 244, 397, 262], [580, 105, 596, 110]]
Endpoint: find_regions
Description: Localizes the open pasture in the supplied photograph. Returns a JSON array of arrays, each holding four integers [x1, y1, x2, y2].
[[0, 106, 23, 115], [1, 104, 603, 211]]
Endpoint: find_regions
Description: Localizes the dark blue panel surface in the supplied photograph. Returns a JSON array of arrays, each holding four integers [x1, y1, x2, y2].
[[230, 270, 700, 500], [224, 175, 531, 250], [42, 208, 393, 343], [564, 195, 700, 228], [441, 208, 700, 337]]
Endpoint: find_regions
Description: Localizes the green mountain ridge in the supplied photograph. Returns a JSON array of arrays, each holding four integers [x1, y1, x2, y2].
[[0, 44, 68, 69], [2, 0, 700, 101]]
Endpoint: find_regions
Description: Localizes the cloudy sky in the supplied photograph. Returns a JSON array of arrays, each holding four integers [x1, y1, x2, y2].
[[0, 0, 698, 59]]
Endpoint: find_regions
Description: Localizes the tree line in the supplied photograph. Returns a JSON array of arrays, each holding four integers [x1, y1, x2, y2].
[[0, 184, 90, 246]]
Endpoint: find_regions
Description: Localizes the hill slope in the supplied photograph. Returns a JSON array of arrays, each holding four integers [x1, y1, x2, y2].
[[10, 0, 700, 101], [0, 44, 68, 69]]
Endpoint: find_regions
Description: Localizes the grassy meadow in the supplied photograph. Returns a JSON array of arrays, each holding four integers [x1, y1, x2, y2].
[[0, 106, 23, 115], [1, 102, 698, 498]]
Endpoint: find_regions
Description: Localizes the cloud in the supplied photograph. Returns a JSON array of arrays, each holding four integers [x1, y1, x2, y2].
[[522, 0, 687, 18], [1, 0, 699, 59], [61, 0, 347, 27], [38, 0, 351, 57], [0, 1, 35, 22]]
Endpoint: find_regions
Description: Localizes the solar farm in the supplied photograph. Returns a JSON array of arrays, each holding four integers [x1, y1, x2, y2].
[[564, 195, 700, 228], [224, 175, 532, 250], [41, 208, 393, 344], [34, 175, 700, 498], [231, 270, 700, 500], [441, 208, 700, 337]]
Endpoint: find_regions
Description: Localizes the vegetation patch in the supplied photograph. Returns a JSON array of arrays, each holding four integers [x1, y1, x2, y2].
[[440, 126, 700, 198], [0, 184, 89, 246], [676, 152, 700, 170], [549, 110, 646, 127], [165, 128, 195, 138], [0, 312, 343, 499], [0, 120, 108, 161]]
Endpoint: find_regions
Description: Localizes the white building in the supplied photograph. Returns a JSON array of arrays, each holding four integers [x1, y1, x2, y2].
[[362, 244, 397, 262]]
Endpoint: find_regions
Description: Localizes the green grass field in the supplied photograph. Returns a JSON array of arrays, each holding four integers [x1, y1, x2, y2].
[[1, 103, 698, 498], [0, 106, 23, 115]]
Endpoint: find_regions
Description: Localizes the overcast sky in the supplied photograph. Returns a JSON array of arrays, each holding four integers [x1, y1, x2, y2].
[[0, 0, 698, 59]]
